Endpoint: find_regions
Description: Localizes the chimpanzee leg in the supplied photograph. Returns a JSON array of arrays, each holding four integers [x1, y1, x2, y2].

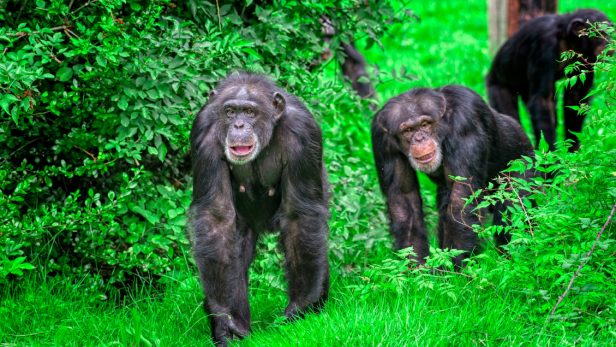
[[229, 221, 258, 334], [280, 216, 329, 320], [487, 83, 520, 122], [564, 73, 593, 152], [386, 161, 430, 265], [341, 42, 376, 101], [192, 211, 254, 347], [438, 183, 480, 271], [526, 93, 557, 151]]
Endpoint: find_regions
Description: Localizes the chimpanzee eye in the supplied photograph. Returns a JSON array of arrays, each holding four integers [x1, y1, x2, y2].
[[246, 109, 252, 114], [227, 109, 234, 115], [422, 121, 429, 127]]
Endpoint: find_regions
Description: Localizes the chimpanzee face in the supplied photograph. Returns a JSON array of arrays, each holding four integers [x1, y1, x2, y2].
[[393, 95, 445, 174], [211, 85, 286, 165], [223, 97, 262, 164], [569, 10, 614, 57]]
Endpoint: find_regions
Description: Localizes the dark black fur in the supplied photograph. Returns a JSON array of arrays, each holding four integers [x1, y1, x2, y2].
[[487, 9, 612, 151], [371, 85, 535, 270], [189, 73, 330, 346]]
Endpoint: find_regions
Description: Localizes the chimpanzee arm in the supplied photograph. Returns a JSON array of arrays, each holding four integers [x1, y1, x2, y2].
[[278, 116, 330, 320], [526, 51, 559, 150], [371, 116, 429, 264], [564, 71, 594, 151], [189, 115, 250, 343], [437, 86, 493, 269]]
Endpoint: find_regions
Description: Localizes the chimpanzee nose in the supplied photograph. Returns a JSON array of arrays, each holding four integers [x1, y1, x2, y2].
[[234, 121, 246, 129]]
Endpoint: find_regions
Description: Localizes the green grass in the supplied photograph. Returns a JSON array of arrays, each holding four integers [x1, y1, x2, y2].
[[4, 268, 614, 346], [3, 0, 616, 346]]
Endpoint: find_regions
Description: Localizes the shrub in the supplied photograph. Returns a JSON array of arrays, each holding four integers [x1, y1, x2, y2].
[[0, 0, 415, 286]]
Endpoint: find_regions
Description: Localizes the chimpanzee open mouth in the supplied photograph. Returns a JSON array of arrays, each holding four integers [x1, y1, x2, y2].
[[414, 151, 436, 164], [229, 145, 255, 157]]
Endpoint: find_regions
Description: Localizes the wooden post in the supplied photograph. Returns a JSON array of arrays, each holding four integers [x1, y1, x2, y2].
[[509, 0, 559, 36], [488, 0, 508, 55]]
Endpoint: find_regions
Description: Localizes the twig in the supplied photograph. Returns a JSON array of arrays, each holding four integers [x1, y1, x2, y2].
[[15, 0, 29, 24], [0, 138, 40, 165], [7, 26, 70, 37], [66, 28, 80, 39], [505, 176, 534, 238], [74, 146, 97, 162], [66, 0, 75, 14], [70, 0, 99, 15], [215, 0, 222, 31], [550, 204, 616, 315]]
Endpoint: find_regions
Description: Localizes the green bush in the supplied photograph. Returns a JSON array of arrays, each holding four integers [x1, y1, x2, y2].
[[0, 0, 414, 285]]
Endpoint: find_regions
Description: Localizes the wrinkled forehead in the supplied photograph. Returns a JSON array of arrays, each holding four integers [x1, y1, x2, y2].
[[219, 84, 266, 102], [391, 95, 440, 121]]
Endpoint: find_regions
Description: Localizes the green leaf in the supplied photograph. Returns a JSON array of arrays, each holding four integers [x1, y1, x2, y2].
[[131, 205, 159, 225], [11, 105, 19, 125], [148, 146, 158, 155], [168, 57, 184, 69], [157, 142, 167, 162], [96, 55, 107, 68], [118, 97, 129, 111], [243, 48, 263, 59], [56, 67, 73, 82], [0, 99, 10, 115], [130, 2, 142, 10], [538, 132, 549, 153], [146, 89, 159, 100]]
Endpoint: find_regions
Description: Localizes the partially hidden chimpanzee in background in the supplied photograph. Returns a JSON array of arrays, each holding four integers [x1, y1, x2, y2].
[[371, 85, 535, 270], [487, 9, 613, 151], [189, 73, 330, 346]]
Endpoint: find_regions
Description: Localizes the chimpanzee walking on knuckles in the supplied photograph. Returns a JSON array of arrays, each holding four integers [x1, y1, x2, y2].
[[372, 86, 536, 270], [189, 73, 330, 346]]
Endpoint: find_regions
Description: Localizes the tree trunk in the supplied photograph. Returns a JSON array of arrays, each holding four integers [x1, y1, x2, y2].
[[508, 0, 558, 36]]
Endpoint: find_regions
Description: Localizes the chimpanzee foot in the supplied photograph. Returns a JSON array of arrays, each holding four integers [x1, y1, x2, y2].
[[212, 315, 249, 347], [282, 303, 306, 322]]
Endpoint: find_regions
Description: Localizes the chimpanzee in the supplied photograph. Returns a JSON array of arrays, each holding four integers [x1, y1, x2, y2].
[[371, 85, 535, 270], [189, 73, 330, 346], [487, 9, 613, 151]]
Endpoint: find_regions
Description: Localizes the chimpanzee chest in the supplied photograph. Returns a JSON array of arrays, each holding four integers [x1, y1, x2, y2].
[[228, 151, 283, 231]]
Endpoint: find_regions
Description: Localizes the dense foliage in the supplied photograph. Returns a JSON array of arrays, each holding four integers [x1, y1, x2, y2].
[[0, 0, 414, 287]]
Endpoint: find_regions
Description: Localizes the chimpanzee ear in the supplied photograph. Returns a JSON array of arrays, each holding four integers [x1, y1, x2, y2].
[[375, 113, 389, 134], [567, 18, 586, 36], [208, 89, 218, 103], [272, 92, 286, 121], [438, 94, 447, 118]]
